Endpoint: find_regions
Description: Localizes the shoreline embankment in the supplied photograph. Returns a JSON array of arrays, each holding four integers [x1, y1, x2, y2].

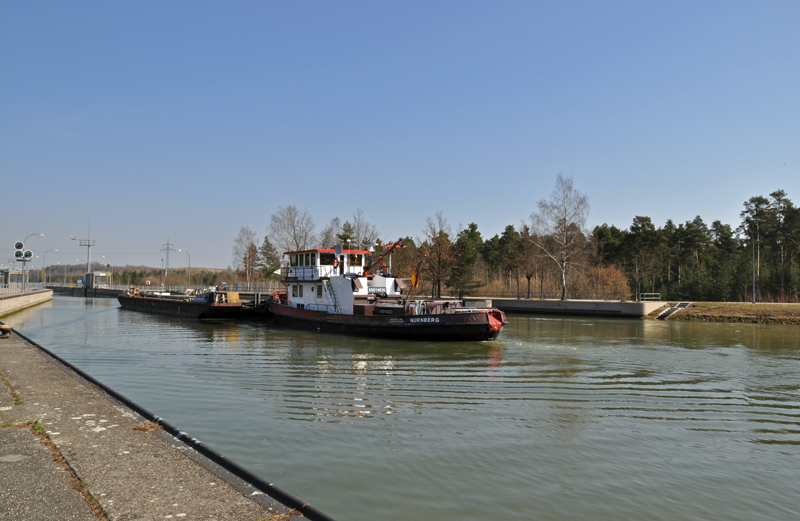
[[658, 302, 800, 325]]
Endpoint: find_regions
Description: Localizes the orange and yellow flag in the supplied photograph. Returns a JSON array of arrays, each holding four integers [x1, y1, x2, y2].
[[411, 257, 425, 288]]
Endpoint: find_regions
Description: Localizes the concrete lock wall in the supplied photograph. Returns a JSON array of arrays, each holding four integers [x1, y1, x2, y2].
[[0, 290, 54, 318], [464, 298, 665, 317]]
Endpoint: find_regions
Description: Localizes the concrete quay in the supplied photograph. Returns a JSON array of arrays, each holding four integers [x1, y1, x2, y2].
[[0, 290, 53, 319], [0, 329, 317, 521], [464, 298, 666, 317]]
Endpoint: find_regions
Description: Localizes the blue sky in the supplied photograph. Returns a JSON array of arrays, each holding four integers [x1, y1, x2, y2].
[[2, 1, 799, 269]]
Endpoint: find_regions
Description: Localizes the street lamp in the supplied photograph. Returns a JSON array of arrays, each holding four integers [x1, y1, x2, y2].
[[20, 233, 44, 291], [102, 255, 114, 287], [751, 229, 756, 304], [42, 249, 58, 287], [178, 249, 191, 288]]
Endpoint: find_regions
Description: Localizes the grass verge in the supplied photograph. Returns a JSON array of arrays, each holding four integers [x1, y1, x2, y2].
[[25, 420, 109, 520], [0, 372, 24, 405], [670, 302, 800, 324]]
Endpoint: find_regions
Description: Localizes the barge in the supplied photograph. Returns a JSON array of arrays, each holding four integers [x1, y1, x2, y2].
[[118, 289, 267, 319]]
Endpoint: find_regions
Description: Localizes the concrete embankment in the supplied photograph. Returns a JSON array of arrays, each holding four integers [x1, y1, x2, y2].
[[0, 328, 334, 520], [0, 290, 53, 318], [464, 298, 665, 317]]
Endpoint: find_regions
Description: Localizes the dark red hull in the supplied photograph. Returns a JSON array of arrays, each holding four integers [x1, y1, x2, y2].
[[268, 301, 505, 341]]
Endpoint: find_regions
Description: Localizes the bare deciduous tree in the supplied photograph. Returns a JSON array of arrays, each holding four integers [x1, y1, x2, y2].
[[232, 226, 257, 271], [351, 208, 381, 248], [232, 226, 259, 285], [420, 212, 456, 298], [268, 205, 316, 253], [318, 217, 342, 249], [528, 173, 590, 300]]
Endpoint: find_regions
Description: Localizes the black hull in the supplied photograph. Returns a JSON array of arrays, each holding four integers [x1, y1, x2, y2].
[[268, 301, 503, 341], [117, 296, 261, 319]]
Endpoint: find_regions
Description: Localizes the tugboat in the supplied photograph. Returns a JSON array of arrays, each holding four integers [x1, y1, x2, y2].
[[267, 240, 506, 341]]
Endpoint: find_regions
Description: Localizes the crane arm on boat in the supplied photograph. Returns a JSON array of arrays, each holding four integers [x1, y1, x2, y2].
[[363, 238, 405, 275]]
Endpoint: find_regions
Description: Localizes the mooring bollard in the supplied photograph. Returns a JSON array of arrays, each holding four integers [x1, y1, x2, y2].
[[0, 325, 11, 339]]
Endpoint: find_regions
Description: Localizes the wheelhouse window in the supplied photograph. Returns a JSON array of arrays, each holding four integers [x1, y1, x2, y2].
[[348, 253, 363, 267], [290, 255, 298, 267], [320, 253, 335, 265]]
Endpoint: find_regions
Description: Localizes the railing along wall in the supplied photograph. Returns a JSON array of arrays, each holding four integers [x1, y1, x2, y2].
[[0, 283, 45, 296]]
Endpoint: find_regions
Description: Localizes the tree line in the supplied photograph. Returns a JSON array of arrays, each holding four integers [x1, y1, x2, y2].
[[594, 189, 800, 302], [232, 177, 800, 302]]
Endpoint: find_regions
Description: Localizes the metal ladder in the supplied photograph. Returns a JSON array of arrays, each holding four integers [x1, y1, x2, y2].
[[324, 280, 341, 313]]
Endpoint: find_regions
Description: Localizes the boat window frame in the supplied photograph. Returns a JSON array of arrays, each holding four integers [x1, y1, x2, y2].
[[291, 284, 298, 297], [317, 284, 322, 298]]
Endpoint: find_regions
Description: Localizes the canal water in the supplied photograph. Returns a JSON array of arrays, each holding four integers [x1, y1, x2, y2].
[[5, 296, 800, 521]]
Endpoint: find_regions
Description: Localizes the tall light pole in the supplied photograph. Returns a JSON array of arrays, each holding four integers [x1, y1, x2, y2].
[[178, 249, 191, 288], [71, 220, 95, 276], [20, 233, 44, 291], [751, 230, 756, 304], [102, 255, 114, 287], [42, 249, 58, 288]]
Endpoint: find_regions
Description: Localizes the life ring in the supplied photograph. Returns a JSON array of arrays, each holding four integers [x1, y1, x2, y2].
[[133, 288, 139, 295], [333, 258, 340, 269]]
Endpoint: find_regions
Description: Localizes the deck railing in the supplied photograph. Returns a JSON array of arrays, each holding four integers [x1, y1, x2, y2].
[[638, 293, 661, 301]]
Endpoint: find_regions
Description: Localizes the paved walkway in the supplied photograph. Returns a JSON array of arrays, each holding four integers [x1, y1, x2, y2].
[[0, 331, 295, 521]]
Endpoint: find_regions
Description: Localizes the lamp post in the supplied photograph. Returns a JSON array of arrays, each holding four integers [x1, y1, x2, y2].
[[751, 230, 756, 304], [42, 249, 58, 288], [70, 221, 95, 276], [20, 233, 44, 291], [102, 255, 114, 287], [178, 249, 191, 288]]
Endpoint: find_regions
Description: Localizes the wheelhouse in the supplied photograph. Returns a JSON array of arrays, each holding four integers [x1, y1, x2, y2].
[[281, 248, 370, 281]]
